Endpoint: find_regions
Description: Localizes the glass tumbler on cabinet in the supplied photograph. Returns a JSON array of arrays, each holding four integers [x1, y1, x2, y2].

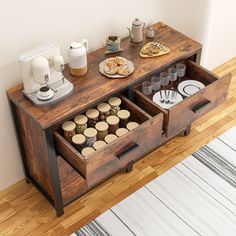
[[176, 63, 186, 83], [168, 67, 178, 89], [142, 81, 153, 96], [151, 76, 161, 92], [160, 72, 170, 90]]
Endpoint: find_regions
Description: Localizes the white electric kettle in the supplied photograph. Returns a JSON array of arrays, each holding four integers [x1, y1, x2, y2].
[[68, 39, 89, 76]]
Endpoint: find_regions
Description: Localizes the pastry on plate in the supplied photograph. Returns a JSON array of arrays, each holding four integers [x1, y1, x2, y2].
[[103, 56, 129, 76], [104, 59, 118, 75], [114, 56, 127, 66], [118, 64, 130, 76]]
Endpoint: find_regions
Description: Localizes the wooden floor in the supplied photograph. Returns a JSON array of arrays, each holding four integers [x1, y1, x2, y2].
[[1, 58, 236, 236]]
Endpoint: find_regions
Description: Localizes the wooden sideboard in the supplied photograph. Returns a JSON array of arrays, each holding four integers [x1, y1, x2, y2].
[[7, 22, 231, 216]]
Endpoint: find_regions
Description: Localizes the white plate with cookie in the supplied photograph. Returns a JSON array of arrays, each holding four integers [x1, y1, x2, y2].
[[99, 56, 135, 78]]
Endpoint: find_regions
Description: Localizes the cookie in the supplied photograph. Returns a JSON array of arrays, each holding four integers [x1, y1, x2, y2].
[[118, 65, 130, 76], [102, 56, 130, 76], [104, 60, 118, 75], [114, 57, 127, 66]]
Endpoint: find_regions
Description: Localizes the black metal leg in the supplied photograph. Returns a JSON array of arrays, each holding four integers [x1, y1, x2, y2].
[[45, 129, 64, 217], [184, 124, 191, 136]]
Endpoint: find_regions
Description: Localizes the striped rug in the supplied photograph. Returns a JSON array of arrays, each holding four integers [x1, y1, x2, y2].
[[73, 126, 236, 236]]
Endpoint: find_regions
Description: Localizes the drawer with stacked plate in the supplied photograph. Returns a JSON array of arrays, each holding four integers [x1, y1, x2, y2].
[[131, 60, 231, 138], [54, 95, 163, 188]]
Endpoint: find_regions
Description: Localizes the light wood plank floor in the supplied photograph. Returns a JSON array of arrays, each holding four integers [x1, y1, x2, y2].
[[1, 58, 236, 236]]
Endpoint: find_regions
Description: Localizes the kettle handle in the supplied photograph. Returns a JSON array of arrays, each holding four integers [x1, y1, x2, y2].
[[81, 39, 89, 51]]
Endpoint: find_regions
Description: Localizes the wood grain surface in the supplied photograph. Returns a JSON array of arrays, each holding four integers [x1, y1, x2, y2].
[[0, 58, 236, 236], [54, 94, 163, 189], [133, 60, 231, 137], [15, 108, 54, 198], [58, 156, 87, 205], [6, 22, 201, 129]]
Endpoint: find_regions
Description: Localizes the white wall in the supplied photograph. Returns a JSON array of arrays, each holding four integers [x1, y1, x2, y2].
[[158, 0, 212, 66], [0, 0, 161, 190], [159, 0, 236, 70], [204, 0, 236, 69]]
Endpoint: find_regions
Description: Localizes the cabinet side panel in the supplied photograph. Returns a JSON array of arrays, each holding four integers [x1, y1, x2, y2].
[[16, 108, 54, 198]]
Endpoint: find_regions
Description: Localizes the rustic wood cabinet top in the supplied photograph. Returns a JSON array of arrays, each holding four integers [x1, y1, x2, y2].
[[7, 22, 201, 129]]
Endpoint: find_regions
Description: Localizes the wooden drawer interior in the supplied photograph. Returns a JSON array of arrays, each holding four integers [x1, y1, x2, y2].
[[125, 90, 168, 134], [132, 60, 231, 136], [134, 60, 219, 106], [54, 94, 163, 188]]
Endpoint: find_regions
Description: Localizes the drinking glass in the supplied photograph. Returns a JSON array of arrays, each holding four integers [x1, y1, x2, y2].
[[151, 76, 161, 92], [168, 67, 178, 88], [160, 71, 170, 89], [176, 63, 186, 83], [142, 81, 153, 96]]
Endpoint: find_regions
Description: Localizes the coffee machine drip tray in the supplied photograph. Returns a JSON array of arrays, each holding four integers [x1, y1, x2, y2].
[[23, 78, 74, 107]]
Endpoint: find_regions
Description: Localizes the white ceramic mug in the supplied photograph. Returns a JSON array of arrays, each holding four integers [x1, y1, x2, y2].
[[39, 86, 51, 97]]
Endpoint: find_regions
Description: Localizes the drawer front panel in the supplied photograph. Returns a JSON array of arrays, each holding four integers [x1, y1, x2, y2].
[[85, 113, 163, 188], [168, 73, 231, 136]]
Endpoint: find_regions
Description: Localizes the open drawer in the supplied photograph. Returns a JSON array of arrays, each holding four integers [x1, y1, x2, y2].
[[132, 60, 231, 137], [54, 95, 163, 188]]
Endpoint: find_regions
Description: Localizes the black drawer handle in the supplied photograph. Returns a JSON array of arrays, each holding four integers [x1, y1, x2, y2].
[[116, 143, 139, 160], [191, 100, 211, 113]]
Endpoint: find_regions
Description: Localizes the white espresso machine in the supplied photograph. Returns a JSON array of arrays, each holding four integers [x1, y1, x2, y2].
[[19, 42, 73, 106]]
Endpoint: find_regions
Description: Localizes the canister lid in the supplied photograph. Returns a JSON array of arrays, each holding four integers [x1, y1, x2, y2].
[[105, 134, 118, 144], [97, 103, 111, 113], [117, 110, 130, 119], [93, 140, 106, 150], [116, 128, 128, 137], [106, 115, 120, 125], [81, 147, 95, 157], [95, 121, 109, 131], [86, 109, 99, 119], [126, 122, 139, 131], [62, 121, 76, 131], [72, 134, 86, 145], [74, 114, 88, 125], [108, 97, 121, 107], [84, 128, 97, 138]]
